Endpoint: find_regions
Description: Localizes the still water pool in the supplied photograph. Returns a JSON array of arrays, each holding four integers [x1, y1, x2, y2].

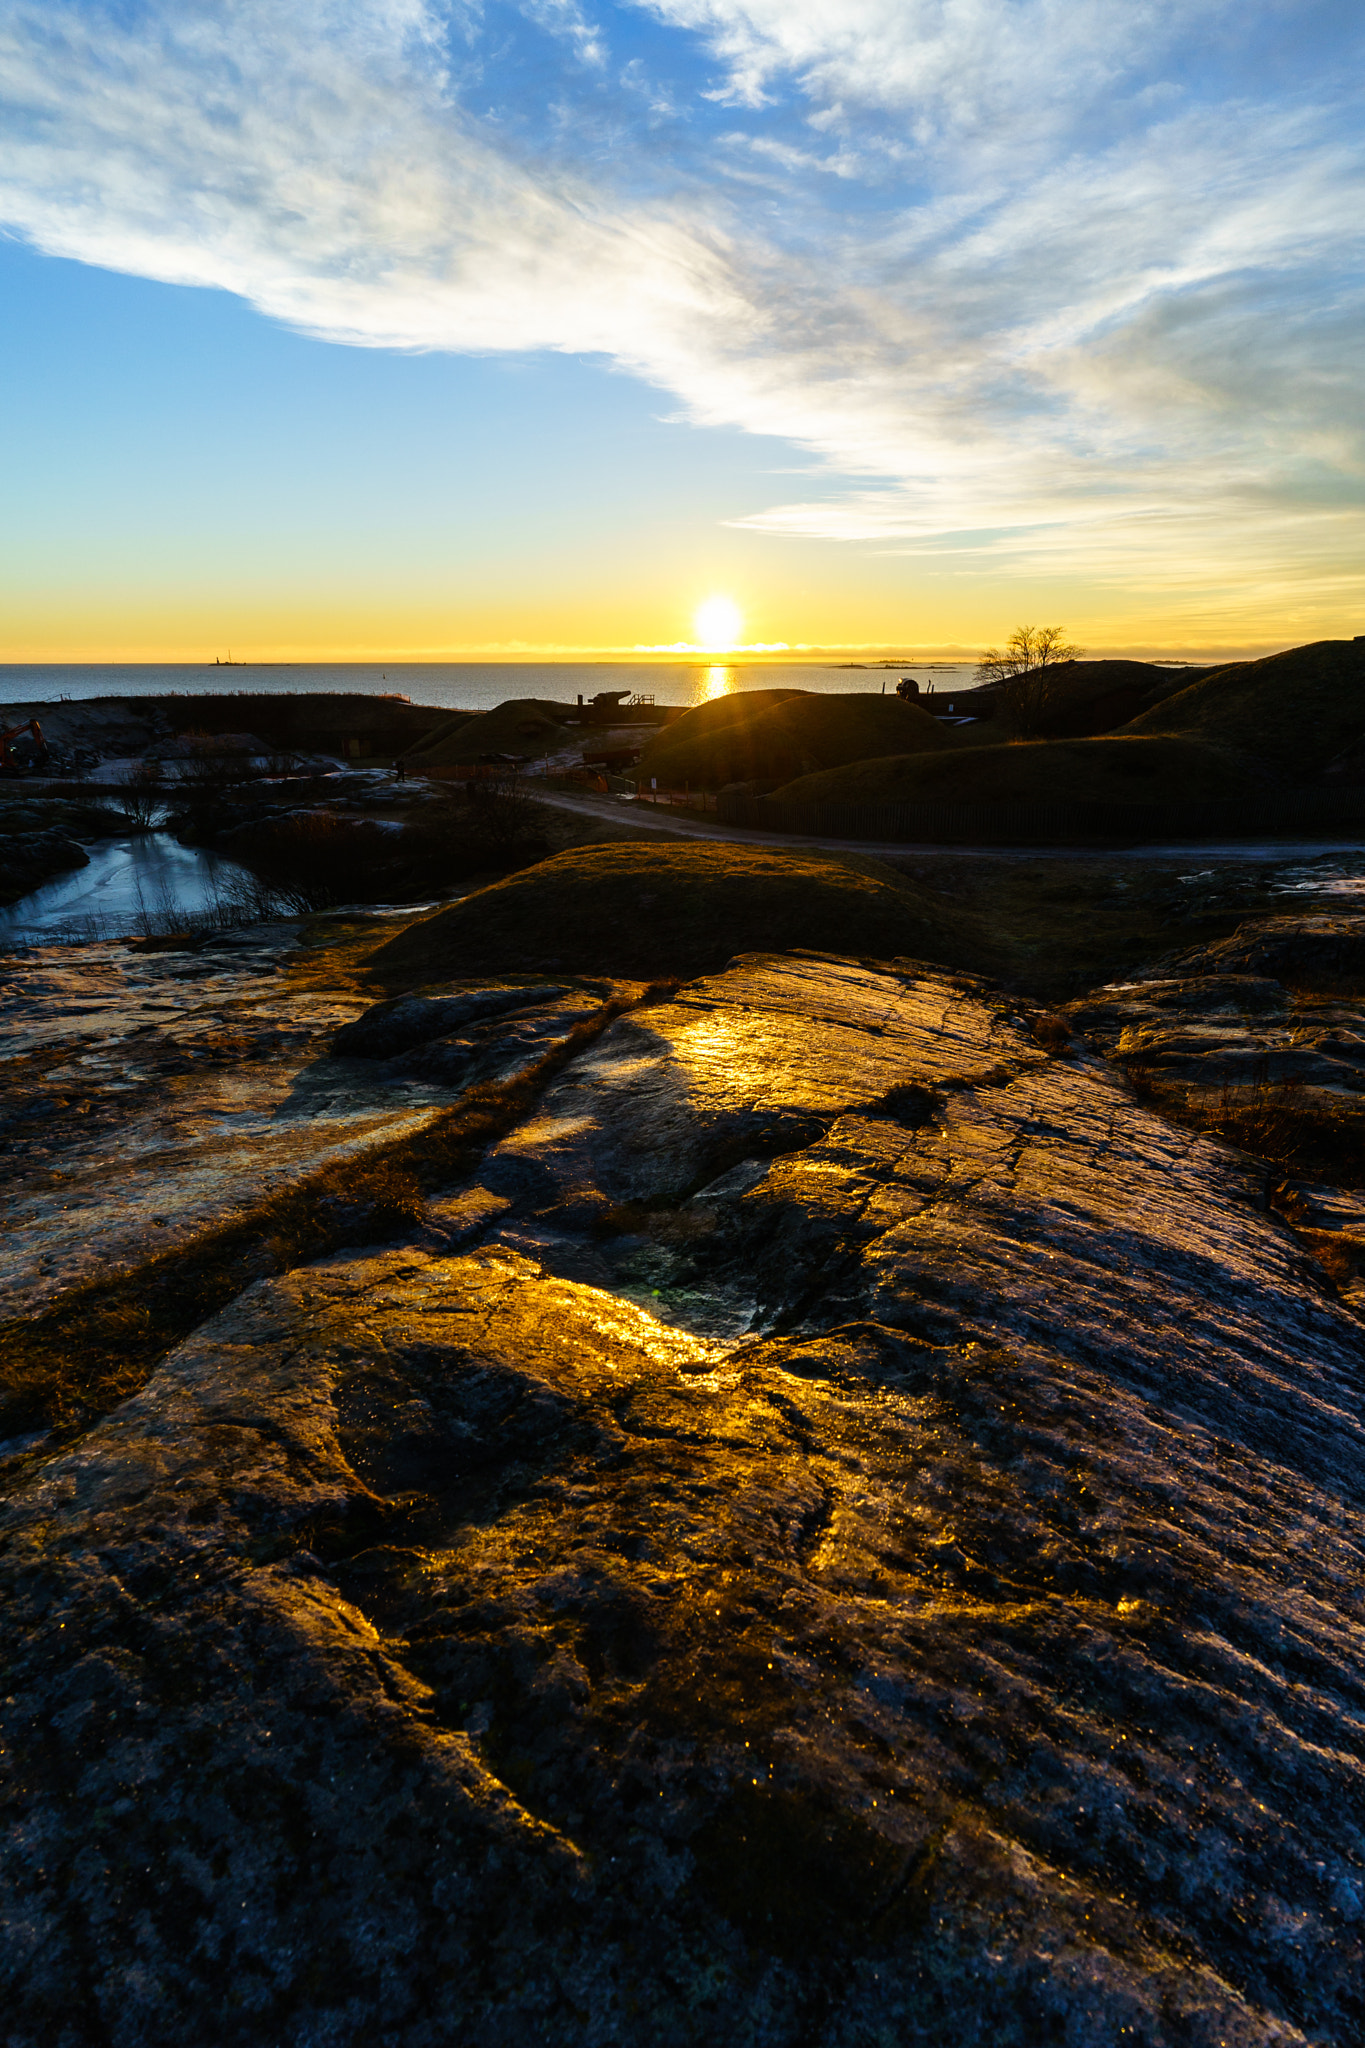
[[0, 833, 258, 946]]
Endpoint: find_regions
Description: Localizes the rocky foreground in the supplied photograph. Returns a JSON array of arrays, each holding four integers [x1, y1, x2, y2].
[[0, 923, 633, 1326], [2, 939, 1363, 2046]]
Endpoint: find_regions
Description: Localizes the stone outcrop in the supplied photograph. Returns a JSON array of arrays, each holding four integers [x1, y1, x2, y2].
[[3, 952, 1363, 2044], [1159, 911, 1365, 985], [1065, 972, 1365, 1098], [1063, 915, 1365, 1295], [332, 982, 597, 1084], [0, 930, 623, 1322], [0, 823, 90, 907]]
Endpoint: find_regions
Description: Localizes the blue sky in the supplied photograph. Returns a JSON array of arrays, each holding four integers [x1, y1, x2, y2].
[[0, 0, 1361, 657]]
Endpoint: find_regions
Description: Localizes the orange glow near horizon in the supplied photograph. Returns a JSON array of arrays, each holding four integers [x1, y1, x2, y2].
[[0, 584, 1343, 670]]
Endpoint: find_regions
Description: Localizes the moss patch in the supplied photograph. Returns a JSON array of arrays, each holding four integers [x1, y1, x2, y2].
[[369, 841, 961, 983]]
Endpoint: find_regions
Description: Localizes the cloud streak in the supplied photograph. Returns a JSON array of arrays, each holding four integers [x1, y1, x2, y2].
[[0, 0, 1360, 618]]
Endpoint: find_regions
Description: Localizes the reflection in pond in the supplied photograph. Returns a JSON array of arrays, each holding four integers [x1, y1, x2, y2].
[[0, 833, 264, 946]]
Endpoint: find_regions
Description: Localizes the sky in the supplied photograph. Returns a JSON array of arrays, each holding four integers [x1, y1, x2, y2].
[[0, 0, 1361, 663]]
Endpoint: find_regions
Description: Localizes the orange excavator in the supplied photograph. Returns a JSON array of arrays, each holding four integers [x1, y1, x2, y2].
[[0, 718, 51, 774]]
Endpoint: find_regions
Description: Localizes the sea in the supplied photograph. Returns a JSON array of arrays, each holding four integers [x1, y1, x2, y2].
[[0, 660, 977, 715]]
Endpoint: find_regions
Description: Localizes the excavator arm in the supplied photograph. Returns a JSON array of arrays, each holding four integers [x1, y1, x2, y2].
[[0, 718, 50, 773]]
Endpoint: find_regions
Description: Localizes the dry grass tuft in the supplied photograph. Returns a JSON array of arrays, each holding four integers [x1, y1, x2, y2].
[[1296, 1227, 1365, 1291], [1031, 1012, 1075, 1055]]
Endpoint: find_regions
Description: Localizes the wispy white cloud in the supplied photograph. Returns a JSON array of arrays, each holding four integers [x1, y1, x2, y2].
[[0, 0, 1359, 619], [0, 1, 747, 355], [638, 0, 1220, 137], [519, 0, 608, 68]]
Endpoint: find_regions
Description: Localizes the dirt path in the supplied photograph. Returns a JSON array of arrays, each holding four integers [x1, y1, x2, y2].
[[527, 785, 1365, 864]]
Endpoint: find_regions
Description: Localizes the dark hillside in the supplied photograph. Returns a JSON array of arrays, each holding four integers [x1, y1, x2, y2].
[[637, 690, 947, 790], [402, 710, 475, 756], [632, 685, 808, 780], [651, 686, 807, 736], [770, 732, 1264, 808], [1022, 659, 1206, 737], [1122, 637, 1365, 777], [113, 691, 449, 756]]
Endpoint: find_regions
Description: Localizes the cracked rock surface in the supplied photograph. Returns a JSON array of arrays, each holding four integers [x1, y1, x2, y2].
[[0, 933, 624, 1319], [3, 954, 1364, 2045]]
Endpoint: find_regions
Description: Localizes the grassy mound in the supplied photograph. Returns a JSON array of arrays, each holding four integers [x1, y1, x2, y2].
[[636, 691, 945, 791], [404, 711, 475, 758], [409, 699, 575, 764], [1012, 660, 1205, 738], [1120, 639, 1365, 779], [633, 688, 805, 787], [371, 841, 951, 981], [770, 734, 1264, 809]]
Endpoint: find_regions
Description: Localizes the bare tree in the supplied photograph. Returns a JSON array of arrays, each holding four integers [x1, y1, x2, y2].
[[111, 760, 164, 829], [976, 624, 1084, 736], [175, 735, 266, 794]]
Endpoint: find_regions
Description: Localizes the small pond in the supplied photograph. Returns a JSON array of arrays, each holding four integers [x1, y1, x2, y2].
[[0, 833, 261, 946]]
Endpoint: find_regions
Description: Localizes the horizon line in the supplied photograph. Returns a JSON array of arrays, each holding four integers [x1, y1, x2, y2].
[[0, 640, 1312, 667]]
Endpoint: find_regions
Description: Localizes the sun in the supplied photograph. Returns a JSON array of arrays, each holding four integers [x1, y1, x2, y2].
[[694, 595, 743, 651]]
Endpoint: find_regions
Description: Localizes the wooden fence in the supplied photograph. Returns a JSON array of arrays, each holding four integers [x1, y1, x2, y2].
[[713, 789, 1365, 846]]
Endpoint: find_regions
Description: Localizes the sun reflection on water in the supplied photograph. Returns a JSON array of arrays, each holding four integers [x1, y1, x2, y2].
[[698, 665, 733, 703]]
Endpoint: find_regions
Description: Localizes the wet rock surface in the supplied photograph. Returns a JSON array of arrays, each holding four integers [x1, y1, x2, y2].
[[1063, 915, 1365, 1296], [0, 931, 624, 1320], [3, 953, 1364, 2044]]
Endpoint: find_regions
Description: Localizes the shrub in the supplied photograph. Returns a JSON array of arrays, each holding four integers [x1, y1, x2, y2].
[[462, 769, 540, 853], [1032, 1012, 1074, 1054], [111, 760, 164, 829]]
